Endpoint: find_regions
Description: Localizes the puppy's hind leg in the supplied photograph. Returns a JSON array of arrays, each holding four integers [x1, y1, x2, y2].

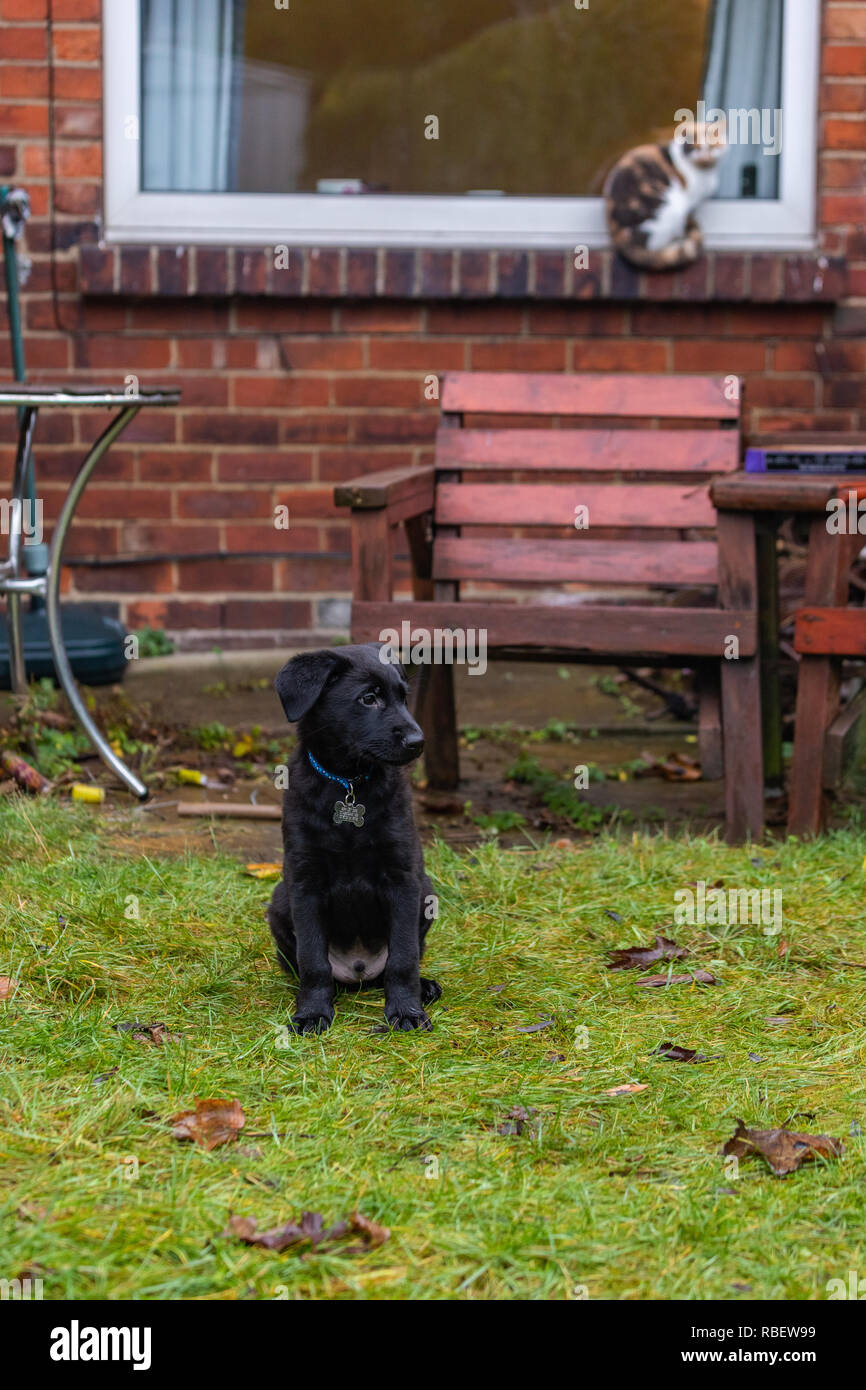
[[267, 878, 299, 976]]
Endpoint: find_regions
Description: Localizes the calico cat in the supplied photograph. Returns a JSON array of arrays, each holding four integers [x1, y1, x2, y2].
[[604, 124, 726, 271]]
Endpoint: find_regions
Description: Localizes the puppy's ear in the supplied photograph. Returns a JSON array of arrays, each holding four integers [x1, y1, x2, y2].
[[274, 650, 344, 723]]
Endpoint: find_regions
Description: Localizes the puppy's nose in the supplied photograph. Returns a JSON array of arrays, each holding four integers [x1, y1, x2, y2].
[[402, 730, 424, 753], [352, 959, 366, 976]]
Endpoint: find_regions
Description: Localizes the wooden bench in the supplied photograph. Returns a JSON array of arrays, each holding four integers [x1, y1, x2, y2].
[[335, 371, 762, 842]]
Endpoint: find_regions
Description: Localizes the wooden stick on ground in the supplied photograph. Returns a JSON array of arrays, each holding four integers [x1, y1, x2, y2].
[[176, 802, 282, 820]]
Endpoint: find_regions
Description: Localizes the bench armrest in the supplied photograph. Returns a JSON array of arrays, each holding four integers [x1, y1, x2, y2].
[[334, 464, 435, 520]]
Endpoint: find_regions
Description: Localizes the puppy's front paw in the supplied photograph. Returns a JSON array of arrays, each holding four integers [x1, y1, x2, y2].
[[290, 1009, 334, 1035], [385, 1005, 432, 1032]]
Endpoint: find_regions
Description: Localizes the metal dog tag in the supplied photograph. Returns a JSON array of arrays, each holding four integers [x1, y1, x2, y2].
[[333, 797, 365, 827]]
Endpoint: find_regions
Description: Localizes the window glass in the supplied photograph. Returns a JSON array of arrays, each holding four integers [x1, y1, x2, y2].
[[140, 0, 782, 200]]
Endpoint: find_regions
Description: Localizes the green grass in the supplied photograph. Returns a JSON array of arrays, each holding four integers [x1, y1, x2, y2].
[[2, 800, 866, 1301]]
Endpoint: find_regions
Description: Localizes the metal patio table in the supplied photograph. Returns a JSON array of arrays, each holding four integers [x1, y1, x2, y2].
[[0, 383, 181, 799]]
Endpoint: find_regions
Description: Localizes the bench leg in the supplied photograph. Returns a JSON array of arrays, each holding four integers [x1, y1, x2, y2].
[[716, 511, 763, 843], [788, 655, 839, 835], [721, 656, 764, 843], [787, 519, 856, 836], [697, 667, 723, 781], [756, 519, 784, 789], [417, 663, 459, 789]]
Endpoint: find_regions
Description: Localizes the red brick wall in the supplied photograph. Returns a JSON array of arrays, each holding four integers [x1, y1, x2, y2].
[[0, 0, 865, 647]]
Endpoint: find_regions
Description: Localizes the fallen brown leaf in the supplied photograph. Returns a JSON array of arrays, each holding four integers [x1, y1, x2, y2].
[[137, 1023, 180, 1045], [244, 863, 282, 880], [116, 1020, 182, 1045], [224, 1209, 389, 1254], [16, 1202, 49, 1222], [225, 1210, 323, 1251], [607, 935, 689, 972], [0, 976, 16, 1001], [92, 1067, 119, 1085], [497, 1105, 537, 1136], [651, 1042, 715, 1063], [170, 1098, 245, 1150], [605, 1083, 649, 1096], [346, 1211, 390, 1249], [638, 970, 718, 988], [722, 1118, 843, 1176]]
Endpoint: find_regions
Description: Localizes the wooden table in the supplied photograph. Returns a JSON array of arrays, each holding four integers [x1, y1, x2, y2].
[[710, 471, 865, 836]]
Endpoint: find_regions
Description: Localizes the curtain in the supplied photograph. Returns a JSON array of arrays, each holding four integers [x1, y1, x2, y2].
[[141, 0, 245, 191], [701, 0, 783, 199]]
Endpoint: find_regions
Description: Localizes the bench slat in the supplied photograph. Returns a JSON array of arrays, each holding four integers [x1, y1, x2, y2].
[[435, 428, 739, 473], [441, 372, 739, 420], [436, 482, 715, 529], [794, 607, 866, 655], [352, 600, 754, 658], [432, 536, 718, 586]]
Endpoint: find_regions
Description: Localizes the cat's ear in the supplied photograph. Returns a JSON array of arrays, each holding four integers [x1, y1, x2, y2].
[[274, 650, 346, 723]]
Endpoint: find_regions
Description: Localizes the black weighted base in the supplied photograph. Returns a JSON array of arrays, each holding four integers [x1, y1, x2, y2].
[[0, 604, 127, 689]]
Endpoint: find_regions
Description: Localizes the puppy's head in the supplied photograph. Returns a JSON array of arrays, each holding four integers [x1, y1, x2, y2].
[[274, 643, 424, 771]]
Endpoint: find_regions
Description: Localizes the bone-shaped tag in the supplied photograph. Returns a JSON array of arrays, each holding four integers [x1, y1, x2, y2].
[[333, 799, 365, 827]]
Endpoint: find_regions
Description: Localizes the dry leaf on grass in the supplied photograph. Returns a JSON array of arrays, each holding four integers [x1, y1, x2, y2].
[[170, 1098, 245, 1150], [607, 936, 689, 972], [605, 1083, 649, 1096], [651, 1042, 717, 1063], [92, 1067, 119, 1085], [637, 970, 718, 988], [0, 976, 16, 1002], [722, 1118, 843, 1177], [116, 1021, 181, 1045], [224, 1209, 389, 1254], [497, 1105, 537, 1136], [244, 863, 282, 880], [16, 1202, 49, 1222]]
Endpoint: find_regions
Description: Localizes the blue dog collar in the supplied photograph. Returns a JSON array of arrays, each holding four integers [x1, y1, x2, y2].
[[307, 751, 370, 794], [307, 751, 369, 828]]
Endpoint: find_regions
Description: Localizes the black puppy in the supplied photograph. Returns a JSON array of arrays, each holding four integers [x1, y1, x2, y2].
[[267, 643, 441, 1033]]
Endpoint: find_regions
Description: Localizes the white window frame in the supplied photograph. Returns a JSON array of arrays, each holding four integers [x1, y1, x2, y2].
[[103, 0, 820, 251]]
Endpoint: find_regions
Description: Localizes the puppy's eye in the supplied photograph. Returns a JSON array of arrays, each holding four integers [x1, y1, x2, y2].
[[359, 690, 379, 707]]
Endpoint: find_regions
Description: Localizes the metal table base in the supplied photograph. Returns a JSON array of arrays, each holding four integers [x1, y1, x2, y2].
[[1, 385, 180, 799]]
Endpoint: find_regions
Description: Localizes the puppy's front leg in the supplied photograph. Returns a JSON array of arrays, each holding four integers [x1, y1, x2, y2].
[[290, 887, 335, 1034], [384, 881, 430, 1031]]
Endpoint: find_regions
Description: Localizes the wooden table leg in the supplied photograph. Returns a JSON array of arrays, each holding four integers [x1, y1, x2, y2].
[[717, 511, 764, 843], [756, 518, 783, 790], [787, 518, 853, 836]]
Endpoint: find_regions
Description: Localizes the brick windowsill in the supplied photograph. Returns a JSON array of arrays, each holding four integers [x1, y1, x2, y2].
[[79, 245, 848, 306]]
